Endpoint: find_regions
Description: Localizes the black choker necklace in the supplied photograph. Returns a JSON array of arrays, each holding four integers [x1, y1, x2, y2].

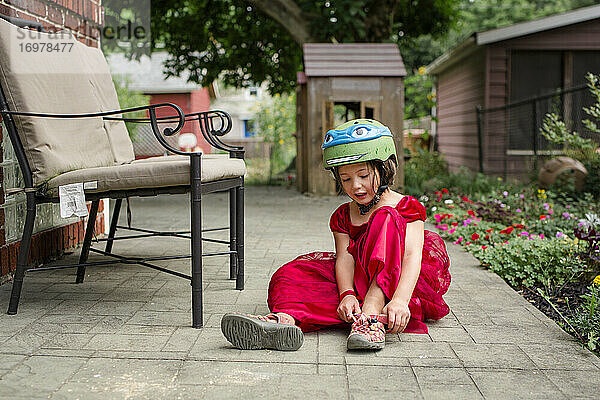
[[357, 185, 388, 215]]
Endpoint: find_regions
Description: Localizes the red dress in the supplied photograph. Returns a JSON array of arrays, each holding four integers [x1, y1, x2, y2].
[[267, 196, 451, 333]]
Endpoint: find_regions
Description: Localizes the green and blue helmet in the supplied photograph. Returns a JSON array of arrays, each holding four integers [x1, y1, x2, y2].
[[322, 119, 397, 169]]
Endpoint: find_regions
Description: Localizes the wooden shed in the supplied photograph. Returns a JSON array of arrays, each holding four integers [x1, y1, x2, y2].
[[296, 43, 406, 195], [427, 5, 600, 178]]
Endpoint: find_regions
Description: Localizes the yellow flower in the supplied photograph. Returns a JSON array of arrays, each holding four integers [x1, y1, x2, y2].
[[418, 66, 427, 75], [279, 139, 284, 144], [594, 275, 600, 286], [268, 124, 274, 130]]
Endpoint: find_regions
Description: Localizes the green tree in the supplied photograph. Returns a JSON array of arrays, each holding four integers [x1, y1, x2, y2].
[[151, 0, 461, 94], [254, 93, 297, 182]]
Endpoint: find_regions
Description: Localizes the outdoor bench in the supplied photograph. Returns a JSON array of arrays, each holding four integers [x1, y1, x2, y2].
[[0, 18, 246, 327]]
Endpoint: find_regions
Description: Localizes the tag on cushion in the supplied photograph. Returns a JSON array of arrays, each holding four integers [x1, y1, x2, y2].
[[59, 183, 88, 218], [84, 181, 98, 190]]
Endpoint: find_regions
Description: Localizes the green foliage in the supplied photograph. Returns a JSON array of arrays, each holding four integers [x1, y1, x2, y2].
[[403, 149, 448, 196], [474, 236, 588, 295], [568, 283, 600, 351], [404, 149, 523, 197], [540, 73, 600, 197], [112, 77, 150, 140], [151, 0, 461, 94], [404, 70, 436, 120], [254, 93, 296, 183], [541, 113, 595, 150]]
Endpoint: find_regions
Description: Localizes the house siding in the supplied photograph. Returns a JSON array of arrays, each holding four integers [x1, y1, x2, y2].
[[435, 48, 486, 173], [483, 18, 600, 177]]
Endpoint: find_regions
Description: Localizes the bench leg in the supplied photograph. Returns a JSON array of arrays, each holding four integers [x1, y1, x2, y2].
[[7, 193, 36, 315], [105, 198, 122, 254], [76, 199, 100, 284], [235, 183, 244, 291], [190, 154, 203, 328], [229, 188, 237, 280]]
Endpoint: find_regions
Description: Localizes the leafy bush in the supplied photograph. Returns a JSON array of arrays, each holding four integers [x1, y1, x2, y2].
[[473, 236, 588, 295], [567, 282, 600, 351], [403, 149, 448, 195], [540, 73, 600, 198]]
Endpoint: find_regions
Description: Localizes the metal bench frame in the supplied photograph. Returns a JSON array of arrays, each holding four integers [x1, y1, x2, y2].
[[0, 85, 245, 328]]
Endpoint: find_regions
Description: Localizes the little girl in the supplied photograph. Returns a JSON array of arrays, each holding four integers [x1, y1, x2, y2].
[[221, 119, 451, 351]]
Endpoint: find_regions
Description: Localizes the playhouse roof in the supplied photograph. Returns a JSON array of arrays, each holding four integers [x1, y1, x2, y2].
[[303, 43, 406, 77]]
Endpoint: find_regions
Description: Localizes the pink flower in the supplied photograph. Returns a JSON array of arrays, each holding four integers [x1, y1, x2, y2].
[[516, 209, 522, 213], [448, 228, 456, 234]]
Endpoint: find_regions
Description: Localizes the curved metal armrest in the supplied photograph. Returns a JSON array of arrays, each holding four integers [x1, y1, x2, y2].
[[106, 109, 245, 156], [0, 103, 188, 156]]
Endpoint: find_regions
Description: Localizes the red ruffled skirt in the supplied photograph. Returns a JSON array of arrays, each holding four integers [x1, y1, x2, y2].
[[267, 207, 451, 333]]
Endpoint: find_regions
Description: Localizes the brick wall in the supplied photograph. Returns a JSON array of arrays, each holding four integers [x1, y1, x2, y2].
[[0, 0, 102, 45], [0, 0, 105, 279]]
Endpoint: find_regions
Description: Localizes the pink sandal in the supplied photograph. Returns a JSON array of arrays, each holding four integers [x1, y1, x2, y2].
[[347, 314, 386, 350], [221, 313, 303, 351]]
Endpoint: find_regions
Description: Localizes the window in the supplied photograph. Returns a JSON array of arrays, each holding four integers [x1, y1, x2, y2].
[[243, 119, 256, 137], [508, 51, 563, 152]]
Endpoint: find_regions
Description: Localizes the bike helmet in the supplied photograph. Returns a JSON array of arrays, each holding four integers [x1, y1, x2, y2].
[[322, 119, 396, 169]]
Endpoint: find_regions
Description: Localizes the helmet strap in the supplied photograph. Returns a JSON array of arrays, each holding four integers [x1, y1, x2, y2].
[[357, 185, 388, 215]]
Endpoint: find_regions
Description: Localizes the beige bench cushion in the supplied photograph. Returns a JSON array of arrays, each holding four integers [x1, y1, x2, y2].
[[76, 41, 135, 165], [44, 155, 246, 196], [0, 19, 115, 184]]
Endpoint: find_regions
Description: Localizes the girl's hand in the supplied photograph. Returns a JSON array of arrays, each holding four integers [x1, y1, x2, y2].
[[337, 295, 361, 323], [382, 299, 411, 334]]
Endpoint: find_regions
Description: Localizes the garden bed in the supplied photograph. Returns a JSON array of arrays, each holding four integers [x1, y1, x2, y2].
[[419, 185, 599, 353]]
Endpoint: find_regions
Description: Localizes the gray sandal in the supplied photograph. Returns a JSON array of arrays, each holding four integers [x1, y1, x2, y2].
[[221, 313, 304, 351]]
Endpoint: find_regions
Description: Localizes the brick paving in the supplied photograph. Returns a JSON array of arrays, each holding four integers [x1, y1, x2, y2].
[[0, 186, 598, 399]]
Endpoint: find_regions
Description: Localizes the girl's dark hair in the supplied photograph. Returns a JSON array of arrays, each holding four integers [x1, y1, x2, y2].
[[332, 157, 397, 195]]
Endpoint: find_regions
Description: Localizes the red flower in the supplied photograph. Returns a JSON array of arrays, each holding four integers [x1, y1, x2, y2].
[[539, 215, 547, 220], [499, 226, 514, 234], [484, 234, 490, 240], [451, 222, 458, 227], [471, 233, 480, 241], [485, 228, 493, 233], [467, 210, 475, 216], [442, 188, 449, 194], [514, 224, 525, 229], [481, 245, 488, 250], [462, 196, 474, 203]]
